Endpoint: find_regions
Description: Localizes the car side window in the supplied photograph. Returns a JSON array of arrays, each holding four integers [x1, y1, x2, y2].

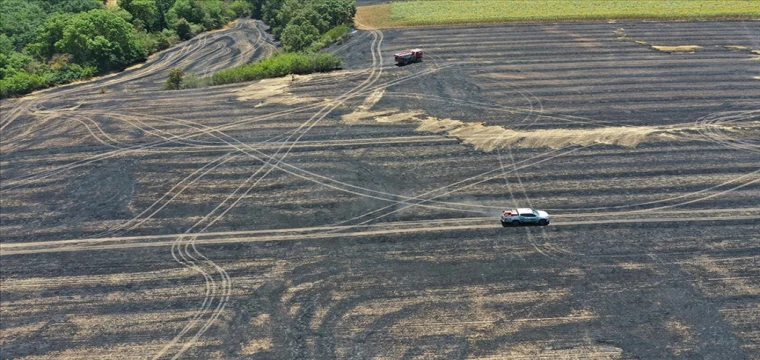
[[522, 213, 535, 217]]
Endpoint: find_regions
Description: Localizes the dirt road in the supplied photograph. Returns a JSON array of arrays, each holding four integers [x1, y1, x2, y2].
[[1, 19, 759, 359]]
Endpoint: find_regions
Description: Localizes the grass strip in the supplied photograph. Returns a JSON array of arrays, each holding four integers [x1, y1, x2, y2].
[[356, 0, 760, 28], [211, 52, 341, 85]]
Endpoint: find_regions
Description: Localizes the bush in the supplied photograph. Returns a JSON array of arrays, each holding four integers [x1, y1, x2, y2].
[[166, 67, 184, 90], [211, 52, 341, 85], [307, 24, 351, 52], [174, 18, 193, 40], [181, 72, 208, 89], [323, 24, 351, 41], [0, 51, 33, 76], [190, 23, 205, 37], [155, 29, 180, 50], [0, 71, 46, 98], [313, 52, 342, 69], [43, 63, 97, 85], [135, 30, 160, 54]]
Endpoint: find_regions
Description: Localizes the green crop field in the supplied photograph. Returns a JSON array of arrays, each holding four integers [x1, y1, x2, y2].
[[356, 0, 760, 28]]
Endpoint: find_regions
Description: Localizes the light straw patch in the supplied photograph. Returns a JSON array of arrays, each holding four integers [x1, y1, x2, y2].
[[651, 45, 702, 53]]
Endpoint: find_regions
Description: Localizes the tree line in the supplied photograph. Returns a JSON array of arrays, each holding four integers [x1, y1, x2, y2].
[[1, 0, 355, 98]]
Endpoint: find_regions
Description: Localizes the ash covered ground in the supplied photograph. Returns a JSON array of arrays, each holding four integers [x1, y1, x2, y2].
[[1, 18, 759, 359]]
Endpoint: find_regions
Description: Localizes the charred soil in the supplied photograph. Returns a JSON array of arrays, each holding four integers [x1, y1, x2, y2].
[[1, 20, 759, 359]]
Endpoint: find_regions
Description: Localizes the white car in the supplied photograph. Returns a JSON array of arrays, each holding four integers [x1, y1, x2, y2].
[[501, 208, 551, 227]]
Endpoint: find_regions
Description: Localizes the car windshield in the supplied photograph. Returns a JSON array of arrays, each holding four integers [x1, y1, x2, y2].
[[533, 210, 538, 215]]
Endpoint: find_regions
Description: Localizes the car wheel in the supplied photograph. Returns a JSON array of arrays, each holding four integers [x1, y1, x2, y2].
[[511, 220, 520, 226], [501, 222, 508, 227], [538, 219, 547, 226]]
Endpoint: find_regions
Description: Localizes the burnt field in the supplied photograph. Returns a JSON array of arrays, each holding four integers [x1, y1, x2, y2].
[[1, 19, 759, 359]]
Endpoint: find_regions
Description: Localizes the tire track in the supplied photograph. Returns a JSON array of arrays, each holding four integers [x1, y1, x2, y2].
[[695, 109, 760, 153], [154, 23, 391, 359], [3, 209, 759, 256], [499, 146, 562, 260], [0, 19, 269, 145], [94, 152, 236, 238], [1, 59, 454, 191], [552, 168, 760, 213], [99, 105, 570, 220], [334, 146, 588, 227]]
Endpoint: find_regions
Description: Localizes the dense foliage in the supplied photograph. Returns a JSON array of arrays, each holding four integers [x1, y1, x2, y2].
[[210, 52, 341, 85], [0, 0, 253, 98], [186, 0, 354, 89], [255, 0, 355, 52]]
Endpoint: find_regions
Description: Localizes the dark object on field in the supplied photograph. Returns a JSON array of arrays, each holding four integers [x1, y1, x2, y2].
[[395, 49, 423, 65]]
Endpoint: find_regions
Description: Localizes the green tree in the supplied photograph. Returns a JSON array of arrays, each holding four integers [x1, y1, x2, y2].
[[155, 0, 176, 28], [280, 21, 319, 52], [174, 18, 193, 40], [317, 0, 355, 28], [167, 0, 204, 25], [55, 9, 147, 72], [0, 34, 15, 58], [273, 0, 310, 35], [0, 51, 33, 80], [229, 0, 252, 18], [126, 0, 161, 31], [261, 0, 284, 29], [0, 0, 47, 50], [121, 0, 135, 11], [200, 0, 226, 29], [247, 0, 263, 18], [48, 0, 103, 14], [25, 13, 71, 60], [290, 9, 329, 32], [166, 67, 184, 89]]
